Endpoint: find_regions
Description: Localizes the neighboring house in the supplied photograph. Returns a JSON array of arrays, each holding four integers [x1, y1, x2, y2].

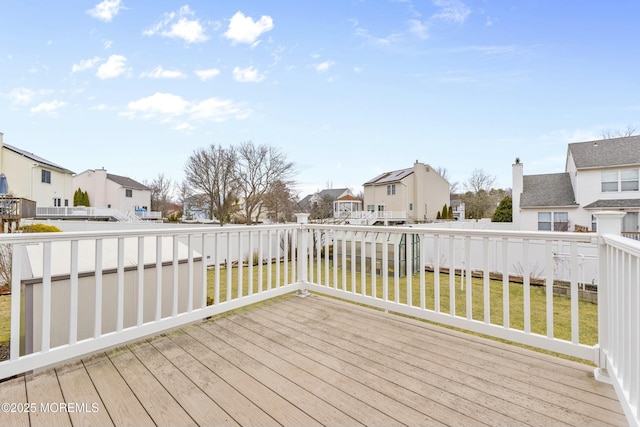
[[512, 135, 640, 233], [363, 161, 450, 223], [450, 199, 466, 221], [73, 168, 151, 213], [0, 132, 74, 208], [299, 188, 360, 219], [182, 195, 217, 222]]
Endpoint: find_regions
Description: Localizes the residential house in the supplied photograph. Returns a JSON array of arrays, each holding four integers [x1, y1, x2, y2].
[[512, 135, 640, 233], [73, 168, 151, 213], [0, 132, 74, 208], [363, 161, 450, 223], [299, 188, 361, 220]]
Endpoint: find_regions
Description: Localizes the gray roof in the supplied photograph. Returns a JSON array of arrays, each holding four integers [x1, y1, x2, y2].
[[520, 173, 578, 208], [583, 199, 640, 209], [363, 167, 413, 185], [568, 135, 640, 169], [107, 173, 150, 191], [299, 188, 349, 205], [3, 142, 74, 174]]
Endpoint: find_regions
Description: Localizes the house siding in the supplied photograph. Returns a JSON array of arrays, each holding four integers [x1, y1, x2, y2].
[[0, 134, 74, 207], [363, 161, 449, 222]]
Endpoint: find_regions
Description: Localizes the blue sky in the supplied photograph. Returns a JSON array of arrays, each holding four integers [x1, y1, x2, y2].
[[1, 1, 639, 197]]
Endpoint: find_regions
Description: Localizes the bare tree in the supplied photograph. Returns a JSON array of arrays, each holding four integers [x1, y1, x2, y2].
[[465, 168, 496, 194], [262, 179, 298, 223], [144, 173, 174, 218], [235, 142, 295, 224], [184, 144, 239, 225], [601, 125, 636, 139]]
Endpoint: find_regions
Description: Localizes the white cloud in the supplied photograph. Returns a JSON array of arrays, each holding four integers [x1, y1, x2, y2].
[[432, 0, 470, 24], [103, 40, 113, 49], [9, 88, 35, 105], [194, 68, 221, 81], [87, 0, 122, 22], [315, 60, 335, 73], [190, 98, 251, 121], [122, 93, 189, 119], [139, 66, 186, 79], [232, 66, 266, 83], [96, 55, 128, 79], [121, 92, 251, 127], [408, 19, 429, 39], [30, 101, 67, 115], [224, 11, 274, 45], [143, 5, 208, 43], [72, 56, 101, 73]]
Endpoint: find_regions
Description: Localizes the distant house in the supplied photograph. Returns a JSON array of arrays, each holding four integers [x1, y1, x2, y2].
[[299, 188, 361, 220], [73, 168, 151, 213], [512, 135, 640, 233], [363, 161, 450, 223], [0, 132, 74, 208]]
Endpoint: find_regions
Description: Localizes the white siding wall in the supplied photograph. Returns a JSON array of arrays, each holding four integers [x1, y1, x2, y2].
[[1, 149, 73, 207], [73, 169, 108, 208]]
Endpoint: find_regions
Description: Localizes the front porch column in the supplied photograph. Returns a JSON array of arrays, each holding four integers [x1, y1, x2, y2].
[[593, 211, 625, 382]]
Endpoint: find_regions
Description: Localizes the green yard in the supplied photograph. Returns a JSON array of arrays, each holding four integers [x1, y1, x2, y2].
[[0, 263, 598, 351]]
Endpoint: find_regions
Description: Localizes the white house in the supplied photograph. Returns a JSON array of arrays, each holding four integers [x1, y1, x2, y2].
[[0, 132, 74, 208], [363, 161, 450, 223], [73, 168, 151, 213], [300, 188, 362, 220], [513, 135, 640, 233]]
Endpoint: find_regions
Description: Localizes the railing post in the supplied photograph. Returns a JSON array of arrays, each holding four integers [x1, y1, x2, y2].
[[594, 211, 625, 382], [295, 213, 310, 297]]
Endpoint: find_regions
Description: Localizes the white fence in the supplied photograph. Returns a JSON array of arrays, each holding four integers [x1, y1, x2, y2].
[[0, 214, 637, 426]]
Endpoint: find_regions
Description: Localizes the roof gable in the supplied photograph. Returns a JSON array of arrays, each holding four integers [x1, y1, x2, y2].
[[568, 135, 640, 170], [521, 173, 578, 208]]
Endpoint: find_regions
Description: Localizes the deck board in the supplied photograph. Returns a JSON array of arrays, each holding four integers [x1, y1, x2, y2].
[[275, 297, 626, 426], [0, 294, 627, 427]]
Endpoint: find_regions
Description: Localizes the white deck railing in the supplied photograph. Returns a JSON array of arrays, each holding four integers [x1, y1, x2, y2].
[[35, 206, 162, 222], [0, 213, 637, 426]]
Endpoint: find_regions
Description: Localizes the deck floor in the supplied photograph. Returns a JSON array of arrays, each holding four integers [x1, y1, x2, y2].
[[0, 294, 627, 427]]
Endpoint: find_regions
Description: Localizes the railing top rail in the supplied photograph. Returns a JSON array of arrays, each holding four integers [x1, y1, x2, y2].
[[601, 232, 640, 257], [0, 223, 300, 244], [303, 223, 596, 243]]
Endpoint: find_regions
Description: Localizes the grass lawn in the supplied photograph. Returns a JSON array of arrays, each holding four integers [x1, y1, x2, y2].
[[0, 262, 598, 354]]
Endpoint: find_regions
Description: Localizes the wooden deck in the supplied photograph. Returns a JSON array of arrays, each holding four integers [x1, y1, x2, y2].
[[0, 294, 627, 426]]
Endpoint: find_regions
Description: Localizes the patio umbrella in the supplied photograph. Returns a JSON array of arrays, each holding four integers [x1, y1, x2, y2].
[[0, 173, 7, 195]]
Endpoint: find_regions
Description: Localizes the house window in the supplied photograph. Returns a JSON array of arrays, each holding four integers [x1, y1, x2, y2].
[[53, 198, 62, 207], [377, 205, 385, 212], [592, 215, 597, 232], [366, 204, 375, 212], [538, 212, 552, 231], [41, 169, 51, 184], [621, 169, 639, 191], [409, 203, 413, 211], [538, 212, 569, 231], [386, 184, 396, 195], [601, 171, 618, 192], [64, 199, 69, 207], [125, 189, 133, 197]]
